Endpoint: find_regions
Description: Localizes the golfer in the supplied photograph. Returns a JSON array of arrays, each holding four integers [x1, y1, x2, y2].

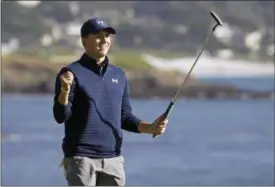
[[53, 18, 168, 186]]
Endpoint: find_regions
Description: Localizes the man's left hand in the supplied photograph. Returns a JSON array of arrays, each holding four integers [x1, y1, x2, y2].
[[151, 114, 168, 135]]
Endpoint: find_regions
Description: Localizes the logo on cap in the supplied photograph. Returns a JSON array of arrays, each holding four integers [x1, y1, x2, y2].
[[96, 19, 105, 26]]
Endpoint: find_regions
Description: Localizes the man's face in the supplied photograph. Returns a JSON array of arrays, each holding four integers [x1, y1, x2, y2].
[[82, 30, 112, 57]]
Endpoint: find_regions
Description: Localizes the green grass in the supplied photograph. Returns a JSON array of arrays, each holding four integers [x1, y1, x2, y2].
[[109, 48, 192, 70], [137, 48, 192, 59], [233, 53, 274, 63], [110, 50, 151, 70], [3, 48, 195, 70]]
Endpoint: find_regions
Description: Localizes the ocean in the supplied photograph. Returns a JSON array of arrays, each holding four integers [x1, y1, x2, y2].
[[1, 77, 274, 185]]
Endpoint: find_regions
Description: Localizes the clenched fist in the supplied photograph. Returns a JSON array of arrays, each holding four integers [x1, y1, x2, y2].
[[60, 71, 74, 92]]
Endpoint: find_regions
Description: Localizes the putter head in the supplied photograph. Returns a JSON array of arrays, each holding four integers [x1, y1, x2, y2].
[[210, 11, 223, 26]]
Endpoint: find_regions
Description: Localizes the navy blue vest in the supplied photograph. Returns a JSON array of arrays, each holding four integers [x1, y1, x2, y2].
[[62, 55, 127, 158]]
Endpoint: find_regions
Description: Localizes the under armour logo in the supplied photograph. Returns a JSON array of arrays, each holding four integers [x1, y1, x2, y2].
[[96, 19, 105, 25], [112, 78, 118, 83]]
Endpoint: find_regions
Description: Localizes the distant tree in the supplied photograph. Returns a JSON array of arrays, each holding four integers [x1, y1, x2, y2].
[[34, 2, 74, 23], [1, 1, 273, 60], [2, 1, 48, 44]]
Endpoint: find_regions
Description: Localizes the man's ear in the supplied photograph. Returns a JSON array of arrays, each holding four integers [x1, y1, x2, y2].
[[81, 37, 86, 48], [110, 35, 115, 43]]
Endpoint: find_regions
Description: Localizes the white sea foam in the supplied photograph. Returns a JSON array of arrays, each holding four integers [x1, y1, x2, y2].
[[141, 53, 274, 78]]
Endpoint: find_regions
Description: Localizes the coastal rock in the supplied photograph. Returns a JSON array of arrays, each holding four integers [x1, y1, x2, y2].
[[2, 58, 273, 99], [126, 69, 274, 99]]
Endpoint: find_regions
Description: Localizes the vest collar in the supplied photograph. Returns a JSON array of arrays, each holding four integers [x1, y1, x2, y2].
[[79, 53, 109, 76]]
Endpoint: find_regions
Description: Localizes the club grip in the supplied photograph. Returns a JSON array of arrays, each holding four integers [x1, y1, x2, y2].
[[152, 101, 174, 138], [210, 11, 223, 26], [163, 101, 175, 118]]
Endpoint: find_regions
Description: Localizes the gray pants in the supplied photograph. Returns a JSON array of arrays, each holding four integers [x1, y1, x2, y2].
[[63, 156, 125, 186]]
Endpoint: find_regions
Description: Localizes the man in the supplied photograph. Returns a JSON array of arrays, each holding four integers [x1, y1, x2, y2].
[[53, 18, 168, 186]]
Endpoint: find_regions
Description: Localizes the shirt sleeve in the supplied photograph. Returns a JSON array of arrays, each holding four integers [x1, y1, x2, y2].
[[53, 68, 76, 124], [121, 78, 142, 133]]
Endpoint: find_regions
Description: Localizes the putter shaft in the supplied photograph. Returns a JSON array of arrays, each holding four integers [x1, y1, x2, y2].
[[152, 12, 223, 138]]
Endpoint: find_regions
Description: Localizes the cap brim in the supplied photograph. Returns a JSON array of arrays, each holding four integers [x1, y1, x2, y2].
[[104, 27, 116, 34], [97, 26, 116, 34]]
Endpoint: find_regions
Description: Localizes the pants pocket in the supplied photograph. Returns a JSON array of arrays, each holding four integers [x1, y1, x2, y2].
[[63, 156, 90, 185], [102, 156, 126, 185]]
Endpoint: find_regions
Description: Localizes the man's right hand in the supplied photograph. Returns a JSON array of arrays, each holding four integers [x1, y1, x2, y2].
[[60, 71, 74, 92], [58, 71, 74, 105]]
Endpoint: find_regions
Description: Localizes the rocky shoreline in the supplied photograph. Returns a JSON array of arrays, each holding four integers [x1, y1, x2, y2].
[[126, 70, 274, 100], [2, 57, 274, 100]]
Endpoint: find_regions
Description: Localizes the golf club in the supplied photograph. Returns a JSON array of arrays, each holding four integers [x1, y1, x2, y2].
[[153, 11, 223, 138]]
